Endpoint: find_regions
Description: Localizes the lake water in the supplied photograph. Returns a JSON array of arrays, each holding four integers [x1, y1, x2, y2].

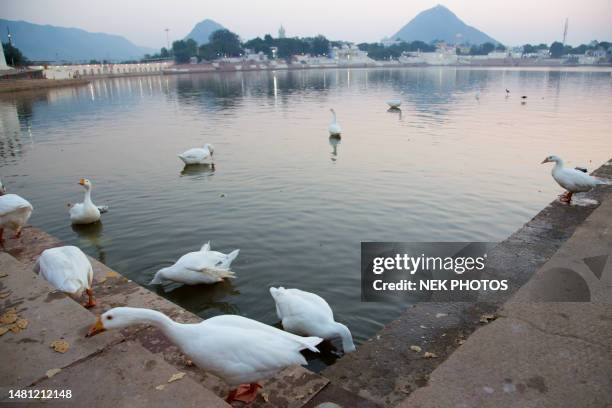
[[1, 67, 611, 369]]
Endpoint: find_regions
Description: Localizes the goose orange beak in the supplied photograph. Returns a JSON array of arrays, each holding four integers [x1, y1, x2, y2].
[[86, 316, 105, 337], [78, 178, 85, 185]]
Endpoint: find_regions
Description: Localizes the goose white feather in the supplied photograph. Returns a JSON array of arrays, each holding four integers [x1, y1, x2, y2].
[[69, 178, 102, 225], [542, 155, 606, 203], [150, 241, 239, 285], [87, 307, 323, 391], [35, 246, 95, 307], [178, 143, 214, 165], [386, 99, 402, 108], [0, 178, 33, 241], [328, 108, 342, 137], [270, 287, 356, 353]]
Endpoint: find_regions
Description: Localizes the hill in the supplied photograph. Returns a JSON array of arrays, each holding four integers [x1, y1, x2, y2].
[[392, 5, 497, 45], [184, 19, 225, 44], [0, 19, 154, 62]]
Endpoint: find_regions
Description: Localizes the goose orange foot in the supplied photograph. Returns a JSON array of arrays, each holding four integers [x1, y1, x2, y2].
[[226, 383, 262, 404], [83, 288, 96, 309]]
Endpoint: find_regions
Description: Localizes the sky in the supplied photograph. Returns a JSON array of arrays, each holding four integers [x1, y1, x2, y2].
[[2, 0, 612, 49]]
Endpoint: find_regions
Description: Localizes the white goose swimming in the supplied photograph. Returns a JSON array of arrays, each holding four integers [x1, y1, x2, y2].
[[178, 143, 214, 165], [35, 245, 95, 308], [270, 287, 356, 353], [386, 99, 402, 109], [69, 178, 105, 225], [328, 108, 342, 137], [87, 307, 322, 403], [150, 241, 239, 285], [0, 179, 33, 243], [542, 155, 606, 203]]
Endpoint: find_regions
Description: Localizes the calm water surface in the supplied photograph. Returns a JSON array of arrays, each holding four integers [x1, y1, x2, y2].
[[1, 67, 611, 369]]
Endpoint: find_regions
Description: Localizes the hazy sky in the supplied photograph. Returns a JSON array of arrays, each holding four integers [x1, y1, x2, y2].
[[3, 0, 612, 49]]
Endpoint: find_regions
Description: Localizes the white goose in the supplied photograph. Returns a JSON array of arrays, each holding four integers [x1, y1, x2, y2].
[[178, 143, 214, 165], [270, 287, 356, 353], [87, 307, 322, 403], [69, 178, 104, 225], [328, 109, 342, 137], [35, 245, 95, 308], [0, 178, 33, 243], [542, 155, 606, 203], [386, 99, 402, 109], [150, 241, 239, 285]]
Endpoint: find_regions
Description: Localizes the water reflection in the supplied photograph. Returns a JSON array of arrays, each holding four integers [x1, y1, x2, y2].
[[387, 107, 403, 121], [71, 221, 106, 264], [329, 137, 340, 162], [155, 280, 240, 315], [180, 163, 216, 178]]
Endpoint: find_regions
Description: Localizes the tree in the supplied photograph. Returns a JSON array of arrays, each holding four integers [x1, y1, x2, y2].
[[495, 43, 506, 51], [2, 42, 28, 66], [550, 41, 564, 58], [172, 39, 198, 63], [522, 44, 535, 54], [481, 42, 495, 54], [209, 29, 243, 57], [311, 35, 330, 56], [160, 47, 170, 58]]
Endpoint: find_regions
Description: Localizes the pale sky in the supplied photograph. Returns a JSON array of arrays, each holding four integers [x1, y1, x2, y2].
[[2, 0, 612, 49]]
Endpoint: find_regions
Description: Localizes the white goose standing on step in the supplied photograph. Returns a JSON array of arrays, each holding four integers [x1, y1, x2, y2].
[[270, 287, 356, 353], [178, 143, 214, 165], [87, 307, 323, 403], [328, 108, 342, 137], [69, 178, 107, 224], [542, 155, 606, 204], [150, 241, 239, 285], [0, 178, 33, 243], [35, 245, 96, 308]]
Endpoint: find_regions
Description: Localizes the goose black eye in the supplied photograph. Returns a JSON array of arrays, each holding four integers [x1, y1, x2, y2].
[[107, 315, 113, 320]]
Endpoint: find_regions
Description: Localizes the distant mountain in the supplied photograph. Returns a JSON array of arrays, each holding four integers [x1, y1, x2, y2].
[[392, 5, 497, 45], [0, 19, 155, 62], [184, 19, 225, 44]]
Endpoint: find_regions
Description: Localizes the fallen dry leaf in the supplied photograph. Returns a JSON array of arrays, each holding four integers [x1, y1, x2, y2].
[[167, 372, 185, 383], [410, 345, 422, 353], [50, 340, 70, 353], [0, 272, 8, 278], [46, 368, 62, 378], [106, 271, 120, 279], [457, 339, 466, 345], [155, 384, 166, 391], [0, 326, 9, 336], [15, 319, 28, 329], [423, 352, 438, 359], [9, 324, 22, 333], [0, 291, 11, 299], [480, 314, 496, 324], [0, 310, 18, 325]]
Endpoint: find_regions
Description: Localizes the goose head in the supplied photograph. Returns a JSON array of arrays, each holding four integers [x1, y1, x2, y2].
[[0, 179, 5, 195], [78, 178, 92, 191], [541, 155, 562, 165], [86, 307, 139, 336], [205, 143, 215, 157]]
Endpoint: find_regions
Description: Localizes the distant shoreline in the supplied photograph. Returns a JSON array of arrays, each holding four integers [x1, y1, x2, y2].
[[0, 78, 90, 94], [1, 63, 611, 96]]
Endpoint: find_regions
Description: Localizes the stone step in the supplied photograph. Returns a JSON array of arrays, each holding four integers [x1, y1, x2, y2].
[[0, 252, 230, 407]]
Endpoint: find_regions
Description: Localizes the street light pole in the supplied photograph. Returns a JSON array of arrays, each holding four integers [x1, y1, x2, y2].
[[164, 28, 170, 50]]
